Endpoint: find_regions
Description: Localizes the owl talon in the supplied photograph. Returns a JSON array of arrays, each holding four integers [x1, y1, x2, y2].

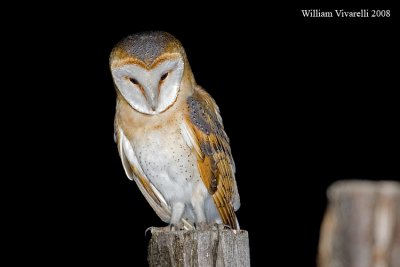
[[211, 223, 232, 231], [145, 226, 156, 237], [145, 223, 185, 236], [219, 224, 238, 234], [144, 225, 171, 236], [222, 224, 232, 230]]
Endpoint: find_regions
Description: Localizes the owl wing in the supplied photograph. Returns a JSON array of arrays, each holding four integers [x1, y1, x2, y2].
[[182, 86, 240, 229], [115, 125, 193, 229]]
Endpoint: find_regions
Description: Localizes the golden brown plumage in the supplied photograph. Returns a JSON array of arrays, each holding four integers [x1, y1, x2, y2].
[[183, 87, 240, 229]]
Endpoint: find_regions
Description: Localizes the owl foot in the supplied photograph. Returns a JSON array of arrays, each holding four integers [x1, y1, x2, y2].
[[218, 224, 239, 234], [222, 224, 232, 230], [170, 222, 185, 231], [145, 223, 185, 236], [195, 222, 230, 231], [145, 226, 170, 236], [217, 223, 227, 230]]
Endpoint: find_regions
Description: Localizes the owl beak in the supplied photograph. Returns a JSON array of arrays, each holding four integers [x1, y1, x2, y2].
[[146, 87, 158, 112], [150, 102, 157, 111]]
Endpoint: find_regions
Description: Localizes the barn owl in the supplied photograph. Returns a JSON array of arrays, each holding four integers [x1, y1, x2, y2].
[[110, 31, 240, 230]]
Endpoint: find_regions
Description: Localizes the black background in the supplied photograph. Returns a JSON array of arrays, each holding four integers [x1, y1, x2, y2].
[[17, 5, 398, 266]]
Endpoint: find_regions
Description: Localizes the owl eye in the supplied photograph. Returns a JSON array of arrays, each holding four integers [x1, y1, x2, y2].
[[129, 78, 139, 85], [160, 73, 168, 81]]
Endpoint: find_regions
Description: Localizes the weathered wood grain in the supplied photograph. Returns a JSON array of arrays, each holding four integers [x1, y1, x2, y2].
[[148, 229, 250, 267]]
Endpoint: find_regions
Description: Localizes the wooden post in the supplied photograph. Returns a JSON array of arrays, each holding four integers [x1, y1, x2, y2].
[[148, 229, 250, 267], [318, 180, 400, 267]]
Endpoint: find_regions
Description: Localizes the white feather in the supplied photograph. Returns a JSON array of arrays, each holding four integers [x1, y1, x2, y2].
[[117, 128, 171, 223]]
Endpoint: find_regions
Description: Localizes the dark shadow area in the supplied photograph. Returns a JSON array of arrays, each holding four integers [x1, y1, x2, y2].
[[28, 6, 397, 266]]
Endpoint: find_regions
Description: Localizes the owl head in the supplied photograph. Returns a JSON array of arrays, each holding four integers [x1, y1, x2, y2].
[[110, 31, 194, 115]]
